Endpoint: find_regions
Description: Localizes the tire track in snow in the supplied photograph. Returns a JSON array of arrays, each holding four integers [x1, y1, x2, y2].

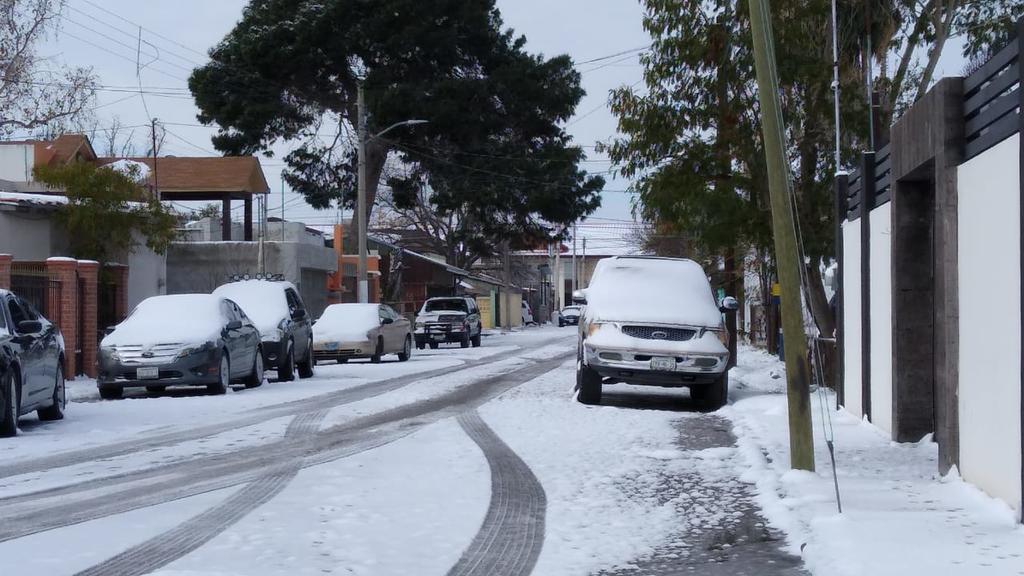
[[448, 410, 546, 576], [0, 352, 572, 545], [73, 408, 329, 576], [1, 337, 570, 482]]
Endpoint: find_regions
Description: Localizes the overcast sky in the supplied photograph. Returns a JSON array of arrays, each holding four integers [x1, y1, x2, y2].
[[34, 0, 967, 255]]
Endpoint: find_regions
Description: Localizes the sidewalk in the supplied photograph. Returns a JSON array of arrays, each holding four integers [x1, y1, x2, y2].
[[724, 345, 1024, 576]]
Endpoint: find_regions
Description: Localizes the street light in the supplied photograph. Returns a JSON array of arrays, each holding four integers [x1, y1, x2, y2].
[[356, 83, 428, 303]]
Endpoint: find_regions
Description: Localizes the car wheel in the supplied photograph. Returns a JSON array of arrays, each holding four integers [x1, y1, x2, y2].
[[397, 335, 412, 362], [297, 338, 315, 379], [0, 370, 19, 437], [38, 363, 66, 421], [370, 337, 383, 364], [99, 386, 123, 400], [471, 331, 481, 348], [416, 341, 425, 350], [146, 385, 166, 394], [428, 342, 439, 350], [576, 361, 602, 405], [245, 347, 264, 389], [278, 341, 295, 381], [558, 320, 564, 327], [208, 352, 229, 395], [692, 372, 729, 411], [460, 332, 470, 349]]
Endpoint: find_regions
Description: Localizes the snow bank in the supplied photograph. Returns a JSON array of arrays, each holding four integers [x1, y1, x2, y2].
[[314, 304, 380, 342], [724, 344, 1024, 575], [584, 257, 722, 326], [102, 294, 226, 347], [213, 280, 294, 336]]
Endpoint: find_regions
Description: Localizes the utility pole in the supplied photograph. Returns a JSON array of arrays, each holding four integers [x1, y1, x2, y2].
[[503, 240, 512, 332], [748, 0, 815, 471], [582, 237, 587, 287], [150, 118, 159, 201], [554, 235, 562, 310], [357, 83, 369, 304], [571, 224, 578, 294], [280, 175, 286, 241]]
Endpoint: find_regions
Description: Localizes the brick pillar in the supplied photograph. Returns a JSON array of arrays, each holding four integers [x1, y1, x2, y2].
[[109, 264, 129, 322], [0, 254, 11, 290], [77, 260, 99, 378], [46, 258, 79, 377]]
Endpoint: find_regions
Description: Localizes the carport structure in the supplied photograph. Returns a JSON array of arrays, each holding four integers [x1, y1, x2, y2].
[[97, 156, 270, 241]]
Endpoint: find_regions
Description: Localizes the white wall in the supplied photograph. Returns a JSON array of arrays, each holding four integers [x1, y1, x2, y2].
[[870, 203, 893, 435], [957, 133, 1021, 515], [0, 144, 34, 182], [842, 220, 863, 418], [125, 232, 167, 310]]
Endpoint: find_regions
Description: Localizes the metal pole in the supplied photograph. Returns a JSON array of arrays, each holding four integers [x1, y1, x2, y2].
[[748, 0, 815, 471], [357, 83, 369, 304], [554, 237, 562, 310], [830, 0, 842, 169], [503, 240, 512, 332], [571, 224, 578, 294], [151, 118, 159, 201], [280, 175, 285, 241], [582, 237, 587, 287]]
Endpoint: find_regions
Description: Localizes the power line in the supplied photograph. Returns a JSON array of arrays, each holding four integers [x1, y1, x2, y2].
[[58, 28, 188, 84], [59, 12, 195, 75], [573, 45, 650, 66], [79, 0, 209, 58], [68, 4, 204, 68]]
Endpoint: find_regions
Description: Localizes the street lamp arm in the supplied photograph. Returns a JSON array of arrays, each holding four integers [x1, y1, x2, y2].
[[368, 119, 429, 142]]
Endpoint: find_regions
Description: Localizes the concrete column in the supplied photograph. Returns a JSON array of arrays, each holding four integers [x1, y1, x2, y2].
[[46, 258, 78, 377], [0, 254, 11, 290], [222, 196, 232, 241], [77, 260, 99, 378], [244, 197, 253, 241]]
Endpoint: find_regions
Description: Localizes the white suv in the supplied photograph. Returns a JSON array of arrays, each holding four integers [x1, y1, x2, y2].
[[414, 297, 482, 349], [574, 256, 737, 409]]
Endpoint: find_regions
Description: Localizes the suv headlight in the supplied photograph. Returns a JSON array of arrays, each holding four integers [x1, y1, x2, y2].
[[176, 341, 214, 359], [587, 322, 609, 337], [101, 346, 119, 360], [704, 328, 728, 346], [415, 322, 425, 329], [261, 328, 284, 343]]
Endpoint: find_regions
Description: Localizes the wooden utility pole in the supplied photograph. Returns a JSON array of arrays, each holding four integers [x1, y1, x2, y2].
[[150, 118, 159, 201], [503, 239, 512, 332], [747, 0, 815, 471]]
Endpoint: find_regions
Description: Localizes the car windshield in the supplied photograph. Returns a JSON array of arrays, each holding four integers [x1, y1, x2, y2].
[[424, 299, 468, 313], [104, 295, 225, 346], [562, 306, 580, 314]]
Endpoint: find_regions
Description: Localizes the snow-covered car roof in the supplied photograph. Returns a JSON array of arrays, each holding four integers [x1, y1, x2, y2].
[[584, 257, 722, 327], [314, 304, 380, 342], [103, 294, 227, 347], [213, 280, 297, 335]]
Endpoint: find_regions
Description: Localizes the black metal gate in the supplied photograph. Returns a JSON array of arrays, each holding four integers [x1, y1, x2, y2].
[[10, 274, 62, 326]]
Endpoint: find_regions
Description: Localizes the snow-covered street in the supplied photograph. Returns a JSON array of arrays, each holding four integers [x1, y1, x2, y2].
[[2, 327, 1021, 575]]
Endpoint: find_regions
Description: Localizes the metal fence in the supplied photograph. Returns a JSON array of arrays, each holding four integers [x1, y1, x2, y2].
[[10, 274, 63, 326]]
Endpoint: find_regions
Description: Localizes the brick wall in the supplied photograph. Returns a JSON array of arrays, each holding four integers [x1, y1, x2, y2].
[[77, 261, 99, 378], [0, 254, 11, 290], [46, 258, 79, 377]]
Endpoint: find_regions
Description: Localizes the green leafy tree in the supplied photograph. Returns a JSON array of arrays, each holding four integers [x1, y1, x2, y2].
[[34, 163, 178, 263], [189, 0, 603, 266]]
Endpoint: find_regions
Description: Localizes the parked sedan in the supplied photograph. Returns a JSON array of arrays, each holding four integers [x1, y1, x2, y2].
[[98, 294, 263, 399], [0, 290, 66, 438], [214, 280, 314, 381], [313, 303, 412, 363], [558, 305, 582, 327]]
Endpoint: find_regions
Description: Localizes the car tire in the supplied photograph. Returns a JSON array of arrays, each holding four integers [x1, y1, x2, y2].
[[99, 386, 123, 400], [416, 341, 425, 350], [576, 360, 602, 405], [397, 335, 412, 362], [208, 352, 230, 395], [278, 341, 295, 382], [1, 370, 19, 438], [370, 338, 383, 364], [38, 363, 66, 421], [297, 338, 315, 379], [692, 372, 728, 411], [146, 385, 166, 394], [460, 332, 470, 349], [428, 342, 439, 350], [558, 320, 564, 327], [471, 330, 481, 348], [245, 347, 264, 389]]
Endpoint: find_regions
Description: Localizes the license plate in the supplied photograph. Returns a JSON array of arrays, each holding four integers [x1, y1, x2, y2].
[[433, 335, 446, 341], [651, 357, 676, 371], [323, 342, 339, 351], [137, 366, 159, 380]]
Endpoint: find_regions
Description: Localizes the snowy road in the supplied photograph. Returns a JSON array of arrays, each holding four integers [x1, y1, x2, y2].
[[0, 327, 805, 575]]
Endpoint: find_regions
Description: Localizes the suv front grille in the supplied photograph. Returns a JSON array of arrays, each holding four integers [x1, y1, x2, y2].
[[112, 343, 185, 363], [437, 314, 464, 324], [621, 326, 696, 342]]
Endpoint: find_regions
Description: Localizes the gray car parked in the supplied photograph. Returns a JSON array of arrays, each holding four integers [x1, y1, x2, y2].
[[98, 294, 264, 399]]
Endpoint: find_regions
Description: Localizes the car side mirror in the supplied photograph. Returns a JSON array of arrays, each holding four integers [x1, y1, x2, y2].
[[290, 308, 307, 321], [226, 319, 243, 330], [719, 296, 739, 312], [381, 317, 394, 325], [104, 325, 117, 336], [17, 320, 42, 334], [571, 290, 587, 305]]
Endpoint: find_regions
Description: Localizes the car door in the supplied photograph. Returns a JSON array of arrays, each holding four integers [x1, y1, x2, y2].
[[233, 302, 260, 375], [220, 300, 245, 377], [466, 299, 481, 335], [383, 305, 407, 351], [6, 297, 45, 407], [284, 288, 311, 358], [376, 306, 395, 352], [22, 297, 60, 397]]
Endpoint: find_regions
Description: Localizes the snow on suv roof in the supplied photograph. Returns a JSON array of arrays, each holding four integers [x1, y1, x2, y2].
[[585, 256, 722, 326]]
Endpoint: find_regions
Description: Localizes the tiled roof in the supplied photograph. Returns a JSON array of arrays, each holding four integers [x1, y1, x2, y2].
[[96, 156, 270, 195]]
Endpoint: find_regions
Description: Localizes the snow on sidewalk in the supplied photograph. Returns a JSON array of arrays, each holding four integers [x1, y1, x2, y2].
[[725, 345, 1024, 576]]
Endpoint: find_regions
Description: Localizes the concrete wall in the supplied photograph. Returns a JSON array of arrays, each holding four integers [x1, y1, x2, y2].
[[870, 203, 893, 436], [0, 210, 68, 259], [166, 241, 337, 317], [842, 220, 863, 417], [957, 133, 1021, 514], [124, 235, 167, 310], [0, 144, 34, 182]]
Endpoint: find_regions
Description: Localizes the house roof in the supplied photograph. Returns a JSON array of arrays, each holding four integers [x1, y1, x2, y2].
[[95, 156, 270, 197], [35, 135, 97, 167]]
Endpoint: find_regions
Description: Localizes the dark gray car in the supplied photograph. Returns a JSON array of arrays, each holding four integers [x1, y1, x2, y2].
[[98, 294, 263, 399]]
